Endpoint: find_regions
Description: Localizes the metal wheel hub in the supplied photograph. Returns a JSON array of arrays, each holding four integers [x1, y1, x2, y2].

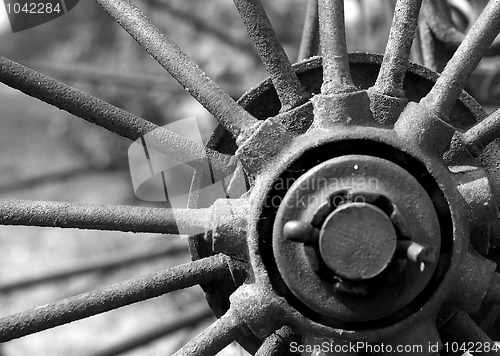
[[273, 153, 441, 322]]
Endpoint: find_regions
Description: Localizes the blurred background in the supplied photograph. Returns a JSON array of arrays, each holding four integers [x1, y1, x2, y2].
[[0, 0, 497, 355]]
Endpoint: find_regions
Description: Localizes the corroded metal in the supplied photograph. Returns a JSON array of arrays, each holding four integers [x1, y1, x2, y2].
[[372, 0, 423, 98], [89, 304, 213, 356], [368, 0, 423, 124], [0, 255, 244, 342], [0, 199, 212, 234], [233, 0, 308, 112], [172, 308, 244, 356], [4, 0, 500, 353], [0, 58, 236, 179], [420, 0, 500, 119], [441, 311, 499, 356], [317, 0, 356, 94], [422, 0, 500, 56], [462, 108, 500, 156], [190, 53, 493, 351]]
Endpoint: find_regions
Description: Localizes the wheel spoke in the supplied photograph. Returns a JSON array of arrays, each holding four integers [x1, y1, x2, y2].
[[420, 0, 500, 119], [0, 199, 211, 234], [87, 304, 212, 356], [172, 308, 243, 356], [372, 0, 424, 98], [0, 58, 236, 179], [232, 0, 308, 112], [317, 0, 357, 94], [255, 326, 299, 356], [441, 311, 500, 356], [0, 255, 242, 342], [143, 0, 259, 61], [0, 240, 187, 293], [298, 0, 320, 62], [0, 57, 155, 141], [462, 108, 500, 155], [95, 0, 258, 137]]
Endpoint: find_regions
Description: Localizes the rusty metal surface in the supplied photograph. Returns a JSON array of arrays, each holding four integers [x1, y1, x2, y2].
[[233, 0, 308, 112], [172, 308, 243, 356], [0, 199, 211, 234], [0, 255, 242, 342], [441, 311, 500, 356], [189, 53, 491, 350], [4, 0, 500, 352], [254, 326, 299, 356], [89, 304, 213, 356], [368, 0, 423, 124], [317, 0, 356, 94], [463, 108, 500, 156], [422, 0, 500, 56], [0, 57, 236, 179], [373, 0, 423, 98], [95, 0, 258, 138], [420, 0, 500, 119]]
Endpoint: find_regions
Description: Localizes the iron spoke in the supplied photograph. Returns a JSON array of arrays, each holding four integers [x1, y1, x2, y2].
[[0, 240, 187, 293], [298, 0, 320, 62], [0, 255, 242, 342], [441, 311, 500, 356], [87, 304, 212, 356], [372, 0, 424, 98], [254, 326, 299, 356], [0, 57, 236, 179], [172, 308, 243, 356], [0, 57, 156, 141], [0, 199, 211, 234], [317, 0, 357, 94], [232, 0, 308, 111], [95, 0, 258, 137], [143, 0, 259, 61], [420, 0, 500, 119], [462, 108, 500, 155]]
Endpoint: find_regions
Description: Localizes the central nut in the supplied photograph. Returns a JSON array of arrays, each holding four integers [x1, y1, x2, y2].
[[319, 202, 397, 280]]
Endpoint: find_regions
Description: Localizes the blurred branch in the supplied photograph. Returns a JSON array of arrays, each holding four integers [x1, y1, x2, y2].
[[0, 239, 187, 293], [0, 160, 127, 195], [143, 0, 260, 62], [87, 303, 213, 356], [25, 61, 175, 92], [23, 61, 241, 99]]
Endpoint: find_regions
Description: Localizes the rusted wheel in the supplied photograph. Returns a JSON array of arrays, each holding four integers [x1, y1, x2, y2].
[[2, 0, 500, 355]]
